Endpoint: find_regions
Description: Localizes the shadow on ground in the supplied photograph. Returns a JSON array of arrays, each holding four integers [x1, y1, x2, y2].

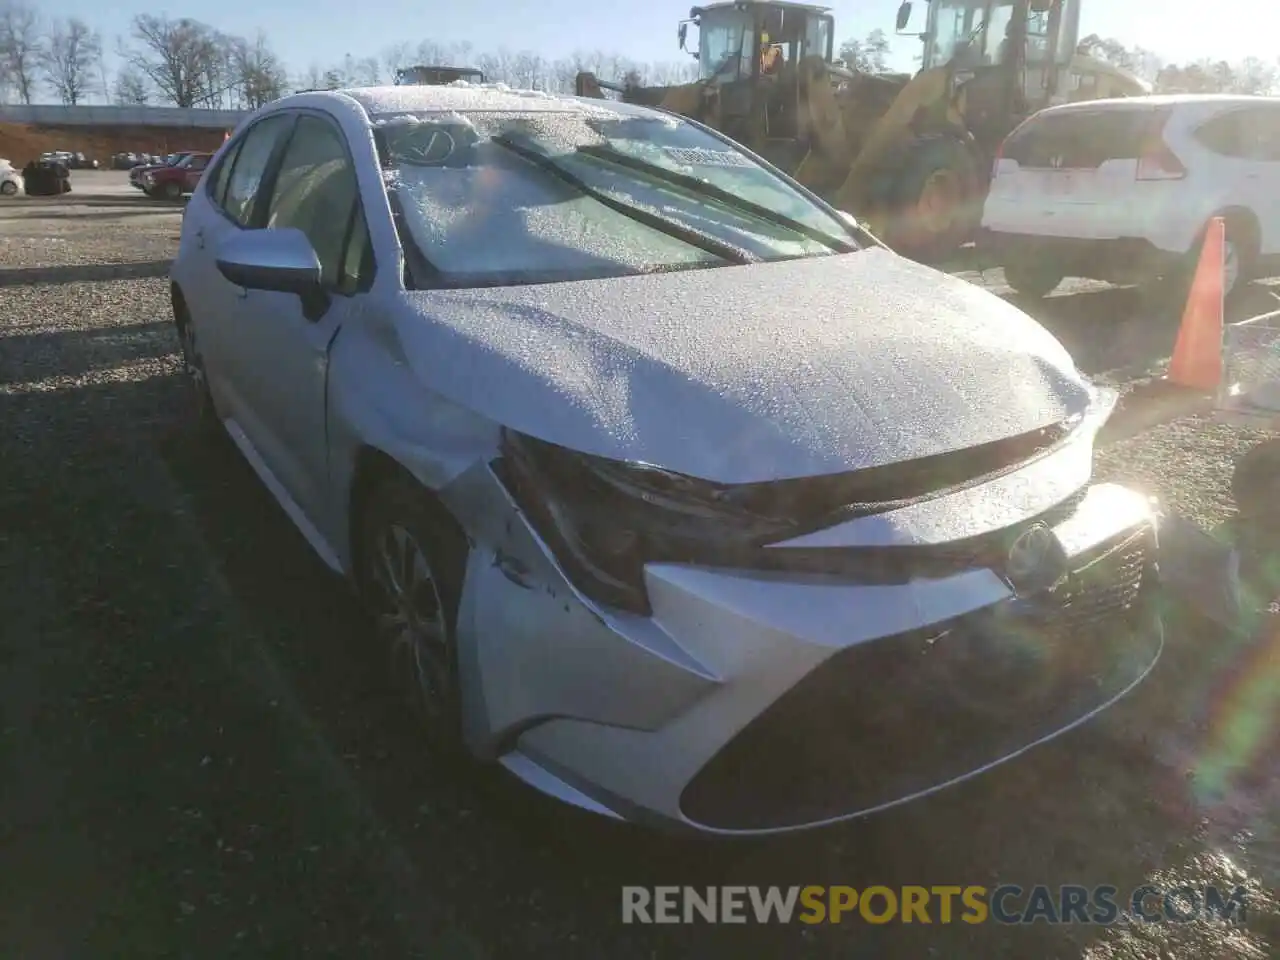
[[7, 195, 183, 210], [972, 274, 1280, 381], [0, 260, 172, 287]]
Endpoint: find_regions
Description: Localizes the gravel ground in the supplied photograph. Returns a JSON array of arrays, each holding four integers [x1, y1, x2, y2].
[[1, 173, 1278, 958]]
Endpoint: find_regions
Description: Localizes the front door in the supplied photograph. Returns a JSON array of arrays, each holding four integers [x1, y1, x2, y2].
[[187, 113, 298, 425], [217, 112, 375, 525]]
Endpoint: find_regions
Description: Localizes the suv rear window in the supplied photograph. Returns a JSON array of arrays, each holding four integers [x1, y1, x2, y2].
[[1003, 107, 1168, 169]]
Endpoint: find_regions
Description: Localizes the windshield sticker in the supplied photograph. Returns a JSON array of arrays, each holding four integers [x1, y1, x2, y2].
[[660, 146, 753, 169]]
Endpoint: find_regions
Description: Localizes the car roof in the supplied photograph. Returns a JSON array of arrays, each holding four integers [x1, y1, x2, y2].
[[1038, 93, 1280, 117], [266, 83, 654, 125]]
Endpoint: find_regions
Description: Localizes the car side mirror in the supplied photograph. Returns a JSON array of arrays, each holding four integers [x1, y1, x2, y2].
[[215, 227, 323, 297], [896, 1, 913, 32], [678, 22, 688, 51]]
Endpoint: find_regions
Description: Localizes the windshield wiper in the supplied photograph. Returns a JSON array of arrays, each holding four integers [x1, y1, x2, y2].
[[576, 143, 859, 254], [490, 134, 757, 266]]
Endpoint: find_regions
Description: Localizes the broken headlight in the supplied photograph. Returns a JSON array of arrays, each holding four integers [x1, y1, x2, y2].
[[498, 430, 798, 614]]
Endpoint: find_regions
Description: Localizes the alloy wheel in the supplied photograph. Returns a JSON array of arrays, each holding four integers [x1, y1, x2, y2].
[[177, 320, 213, 420], [367, 521, 455, 723], [1223, 238, 1241, 298]]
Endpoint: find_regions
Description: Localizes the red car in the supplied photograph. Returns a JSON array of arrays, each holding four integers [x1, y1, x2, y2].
[[141, 152, 212, 200]]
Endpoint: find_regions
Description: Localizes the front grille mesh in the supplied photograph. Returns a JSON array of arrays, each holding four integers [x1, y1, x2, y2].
[[679, 523, 1159, 832]]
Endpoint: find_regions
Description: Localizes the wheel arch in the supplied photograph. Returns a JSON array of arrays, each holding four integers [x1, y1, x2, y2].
[[171, 282, 189, 325], [1207, 206, 1260, 260], [346, 444, 468, 586]]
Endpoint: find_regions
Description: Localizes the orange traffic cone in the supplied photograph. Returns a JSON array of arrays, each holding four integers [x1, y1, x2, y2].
[[1167, 217, 1226, 391]]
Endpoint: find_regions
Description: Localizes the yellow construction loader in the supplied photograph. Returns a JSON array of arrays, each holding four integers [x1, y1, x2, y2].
[[575, 0, 1147, 262]]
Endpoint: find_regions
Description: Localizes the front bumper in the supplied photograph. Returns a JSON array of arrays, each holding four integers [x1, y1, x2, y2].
[[444, 439, 1162, 835]]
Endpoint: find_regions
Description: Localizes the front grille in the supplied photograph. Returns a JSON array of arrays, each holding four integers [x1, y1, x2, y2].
[[679, 524, 1159, 831], [750, 486, 1089, 583]]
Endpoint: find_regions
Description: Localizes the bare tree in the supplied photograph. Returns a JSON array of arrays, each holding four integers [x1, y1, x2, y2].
[[0, 0, 42, 104], [380, 41, 412, 80], [297, 63, 325, 92], [839, 29, 891, 73], [228, 32, 286, 107], [40, 17, 101, 105], [354, 55, 381, 85], [123, 14, 225, 107], [113, 65, 150, 104]]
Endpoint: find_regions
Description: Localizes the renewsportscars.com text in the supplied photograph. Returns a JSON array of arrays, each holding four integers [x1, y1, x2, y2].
[[621, 884, 1249, 925]]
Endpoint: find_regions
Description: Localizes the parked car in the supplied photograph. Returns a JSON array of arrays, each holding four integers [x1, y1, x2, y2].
[[112, 152, 138, 170], [170, 85, 1164, 834], [130, 151, 191, 190], [0, 158, 22, 196], [980, 93, 1280, 300], [142, 152, 211, 199]]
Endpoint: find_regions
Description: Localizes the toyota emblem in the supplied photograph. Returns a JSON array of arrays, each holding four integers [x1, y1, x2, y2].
[[1005, 523, 1063, 593]]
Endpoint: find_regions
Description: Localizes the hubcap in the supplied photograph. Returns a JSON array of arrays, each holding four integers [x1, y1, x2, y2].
[[368, 523, 452, 719], [1224, 239, 1240, 295]]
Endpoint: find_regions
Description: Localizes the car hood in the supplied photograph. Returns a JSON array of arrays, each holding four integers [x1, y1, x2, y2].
[[398, 248, 1095, 484]]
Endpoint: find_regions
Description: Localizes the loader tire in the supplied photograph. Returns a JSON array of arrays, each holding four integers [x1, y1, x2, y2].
[[885, 138, 981, 264]]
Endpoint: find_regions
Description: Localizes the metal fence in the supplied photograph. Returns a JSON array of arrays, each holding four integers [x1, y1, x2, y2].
[[0, 104, 252, 128]]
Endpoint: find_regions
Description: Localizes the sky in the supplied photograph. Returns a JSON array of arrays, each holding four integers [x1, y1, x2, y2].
[[48, 0, 1276, 90]]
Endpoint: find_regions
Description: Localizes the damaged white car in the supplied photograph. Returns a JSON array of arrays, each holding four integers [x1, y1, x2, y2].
[[170, 83, 1163, 835]]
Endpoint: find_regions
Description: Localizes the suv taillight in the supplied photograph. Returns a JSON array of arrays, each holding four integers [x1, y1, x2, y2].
[[1136, 115, 1185, 180]]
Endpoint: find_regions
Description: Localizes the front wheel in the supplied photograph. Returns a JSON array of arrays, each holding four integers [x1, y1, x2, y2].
[[885, 138, 982, 264], [356, 475, 468, 753], [175, 303, 219, 433], [0, 180, 16, 196], [1004, 257, 1065, 299]]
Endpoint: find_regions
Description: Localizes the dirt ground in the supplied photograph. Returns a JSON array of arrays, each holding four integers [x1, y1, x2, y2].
[[0, 123, 230, 167], [1, 173, 1278, 958]]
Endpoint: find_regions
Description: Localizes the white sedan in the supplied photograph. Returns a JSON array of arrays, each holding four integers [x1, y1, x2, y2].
[[169, 83, 1163, 834]]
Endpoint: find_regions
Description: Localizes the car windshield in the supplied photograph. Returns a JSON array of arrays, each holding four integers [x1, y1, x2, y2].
[[373, 106, 859, 288]]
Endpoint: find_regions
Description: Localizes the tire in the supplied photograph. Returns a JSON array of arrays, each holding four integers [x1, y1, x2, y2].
[[0, 180, 16, 196], [174, 300, 219, 433], [162, 180, 183, 201], [1003, 257, 1065, 299], [1166, 214, 1258, 305], [355, 473, 468, 752], [1231, 439, 1280, 524], [884, 137, 982, 264]]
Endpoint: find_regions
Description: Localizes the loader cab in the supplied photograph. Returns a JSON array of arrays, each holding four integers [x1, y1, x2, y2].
[[912, 0, 1079, 149], [685, 1, 835, 153]]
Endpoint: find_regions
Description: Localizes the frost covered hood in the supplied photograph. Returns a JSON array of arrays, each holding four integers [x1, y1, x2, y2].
[[399, 248, 1095, 484]]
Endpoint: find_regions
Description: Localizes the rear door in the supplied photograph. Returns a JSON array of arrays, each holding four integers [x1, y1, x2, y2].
[[1192, 104, 1280, 257], [985, 104, 1168, 238]]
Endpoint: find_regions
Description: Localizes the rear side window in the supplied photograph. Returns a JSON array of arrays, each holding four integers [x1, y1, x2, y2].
[[1196, 107, 1280, 162], [1003, 108, 1166, 169], [222, 114, 296, 227], [1194, 111, 1242, 157]]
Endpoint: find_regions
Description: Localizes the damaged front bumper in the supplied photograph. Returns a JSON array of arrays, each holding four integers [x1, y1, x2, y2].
[[438, 434, 1163, 836]]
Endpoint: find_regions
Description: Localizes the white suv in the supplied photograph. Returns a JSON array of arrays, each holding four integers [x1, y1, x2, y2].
[[979, 94, 1280, 299]]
